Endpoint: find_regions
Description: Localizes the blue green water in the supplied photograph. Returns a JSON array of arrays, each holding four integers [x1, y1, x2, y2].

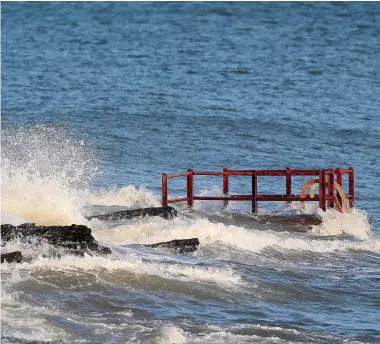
[[2, 2, 380, 343]]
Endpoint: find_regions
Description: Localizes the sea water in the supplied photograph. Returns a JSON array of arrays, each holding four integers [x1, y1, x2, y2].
[[1, 2, 380, 343]]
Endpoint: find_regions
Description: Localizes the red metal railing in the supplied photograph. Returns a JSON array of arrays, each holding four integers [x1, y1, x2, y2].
[[162, 168, 354, 213]]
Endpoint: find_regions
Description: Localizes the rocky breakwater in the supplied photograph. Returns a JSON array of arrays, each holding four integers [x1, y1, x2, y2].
[[86, 206, 177, 221], [1, 223, 112, 263], [1, 221, 199, 263]]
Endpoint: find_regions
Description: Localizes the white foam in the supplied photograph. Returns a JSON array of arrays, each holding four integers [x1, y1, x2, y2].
[[156, 326, 187, 344], [1, 165, 88, 225], [199, 323, 362, 344], [93, 214, 379, 255], [193, 188, 252, 212], [312, 208, 373, 239], [289, 202, 373, 240], [1, 288, 68, 343], [1, 253, 242, 288], [151, 323, 297, 344], [1, 124, 96, 226], [86, 185, 160, 207], [192, 331, 284, 343]]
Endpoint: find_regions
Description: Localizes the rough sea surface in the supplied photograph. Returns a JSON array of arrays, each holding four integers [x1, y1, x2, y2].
[[1, 2, 380, 343]]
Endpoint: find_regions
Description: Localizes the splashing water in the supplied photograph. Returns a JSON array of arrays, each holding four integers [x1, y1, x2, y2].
[[87, 185, 160, 208], [155, 326, 187, 344], [1, 124, 98, 225], [312, 207, 373, 239]]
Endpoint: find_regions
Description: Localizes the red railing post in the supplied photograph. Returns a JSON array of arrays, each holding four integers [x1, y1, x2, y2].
[[223, 168, 229, 208], [162, 168, 353, 211], [286, 167, 292, 207], [349, 167, 355, 207], [187, 169, 194, 208], [252, 170, 258, 214], [328, 169, 335, 208], [319, 170, 326, 211], [162, 173, 168, 207], [336, 167, 342, 207]]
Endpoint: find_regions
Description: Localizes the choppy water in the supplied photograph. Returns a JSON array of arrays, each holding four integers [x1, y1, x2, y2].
[[1, 2, 380, 343]]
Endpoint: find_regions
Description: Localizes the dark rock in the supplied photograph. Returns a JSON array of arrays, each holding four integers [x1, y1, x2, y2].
[[1, 223, 111, 255], [367, 216, 373, 226], [1, 251, 23, 263], [207, 212, 323, 233], [256, 214, 322, 227], [86, 206, 177, 222], [145, 238, 200, 254]]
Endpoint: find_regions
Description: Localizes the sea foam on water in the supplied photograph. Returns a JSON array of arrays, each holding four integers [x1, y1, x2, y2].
[[1, 124, 97, 226]]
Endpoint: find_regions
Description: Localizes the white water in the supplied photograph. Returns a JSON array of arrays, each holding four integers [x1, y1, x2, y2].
[[86, 185, 161, 208], [1, 124, 378, 344], [1, 124, 95, 226], [2, 145, 377, 256], [1, 283, 68, 343], [92, 207, 377, 256], [1, 252, 242, 288], [312, 207, 373, 239]]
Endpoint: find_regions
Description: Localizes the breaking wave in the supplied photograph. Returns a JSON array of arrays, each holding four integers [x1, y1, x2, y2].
[[1, 124, 97, 226], [1, 123, 378, 344], [86, 185, 160, 208], [92, 212, 378, 255], [1, 252, 243, 291], [312, 207, 373, 239]]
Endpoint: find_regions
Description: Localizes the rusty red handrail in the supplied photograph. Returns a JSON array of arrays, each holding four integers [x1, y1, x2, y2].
[[162, 168, 354, 213]]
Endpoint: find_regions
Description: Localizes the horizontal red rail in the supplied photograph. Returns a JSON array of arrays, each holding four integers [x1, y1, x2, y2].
[[167, 197, 189, 203], [188, 170, 323, 176], [195, 195, 321, 201], [340, 169, 353, 174], [257, 169, 321, 176], [161, 168, 354, 213], [166, 172, 191, 179], [192, 171, 224, 176], [167, 194, 353, 203]]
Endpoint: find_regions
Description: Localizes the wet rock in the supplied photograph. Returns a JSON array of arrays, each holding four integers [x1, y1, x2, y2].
[[1, 223, 200, 260], [1, 223, 111, 255], [1, 251, 23, 263], [254, 214, 323, 232], [256, 214, 322, 227], [208, 212, 323, 233], [145, 238, 200, 254], [86, 206, 177, 222]]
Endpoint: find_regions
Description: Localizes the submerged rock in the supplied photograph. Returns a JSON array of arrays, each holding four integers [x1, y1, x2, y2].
[[145, 238, 200, 254], [1, 223, 111, 255], [86, 206, 177, 221], [1, 251, 23, 263], [1, 223, 200, 262]]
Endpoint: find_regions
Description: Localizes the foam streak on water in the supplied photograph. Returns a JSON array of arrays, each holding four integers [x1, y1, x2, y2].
[[2, 175, 379, 343], [1, 125, 379, 343], [2, 2, 380, 343]]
